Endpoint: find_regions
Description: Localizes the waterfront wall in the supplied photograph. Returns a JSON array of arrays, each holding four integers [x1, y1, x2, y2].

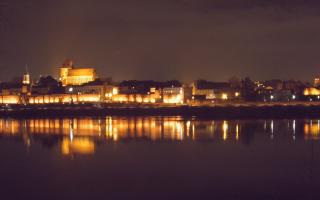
[[3, 103, 320, 119], [0, 95, 20, 104], [28, 94, 100, 104]]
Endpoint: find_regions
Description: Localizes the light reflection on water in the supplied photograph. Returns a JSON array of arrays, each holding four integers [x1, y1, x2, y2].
[[0, 117, 320, 200], [0, 117, 319, 156]]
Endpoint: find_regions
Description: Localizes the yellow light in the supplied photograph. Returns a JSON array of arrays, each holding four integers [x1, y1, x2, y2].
[[105, 93, 112, 98], [222, 121, 228, 141], [61, 138, 95, 155], [60, 64, 96, 86], [163, 94, 183, 104], [235, 92, 240, 97], [136, 96, 142, 103], [304, 88, 320, 96], [236, 124, 239, 140], [113, 133, 118, 141], [0, 95, 20, 104], [150, 87, 156, 93], [112, 87, 118, 95], [222, 93, 228, 100]]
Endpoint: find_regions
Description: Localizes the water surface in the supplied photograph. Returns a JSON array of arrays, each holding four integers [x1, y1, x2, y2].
[[0, 117, 319, 199]]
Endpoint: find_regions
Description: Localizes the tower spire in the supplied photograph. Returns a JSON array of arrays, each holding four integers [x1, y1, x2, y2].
[[25, 64, 29, 74], [23, 64, 30, 85]]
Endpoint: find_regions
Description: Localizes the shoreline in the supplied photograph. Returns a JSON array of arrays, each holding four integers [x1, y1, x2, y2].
[[1, 102, 320, 119]]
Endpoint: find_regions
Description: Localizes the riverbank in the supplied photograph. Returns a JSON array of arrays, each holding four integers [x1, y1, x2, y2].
[[1, 102, 320, 119]]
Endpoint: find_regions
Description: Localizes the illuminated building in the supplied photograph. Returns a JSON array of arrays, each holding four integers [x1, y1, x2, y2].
[[0, 95, 20, 104], [0, 75, 31, 104], [113, 80, 185, 104], [0, 81, 25, 104], [65, 79, 115, 102], [191, 80, 239, 101], [192, 80, 215, 100], [104, 86, 118, 101], [112, 93, 159, 103], [162, 87, 184, 104], [21, 74, 31, 95], [112, 80, 185, 104], [22, 73, 30, 85], [60, 59, 96, 86], [28, 94, 100, 104], [303, 87, 320, 96]]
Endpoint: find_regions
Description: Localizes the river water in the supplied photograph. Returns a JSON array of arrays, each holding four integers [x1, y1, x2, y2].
[[0, 117, 319, 199]]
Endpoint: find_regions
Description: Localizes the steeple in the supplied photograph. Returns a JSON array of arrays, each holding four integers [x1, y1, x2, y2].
[[62, 59, 74, 69], [22, 64, 30, 85]]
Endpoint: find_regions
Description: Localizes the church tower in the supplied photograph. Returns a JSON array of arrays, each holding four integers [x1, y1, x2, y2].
[[60, 59, 74, 86], [22, 65, 30, 85]]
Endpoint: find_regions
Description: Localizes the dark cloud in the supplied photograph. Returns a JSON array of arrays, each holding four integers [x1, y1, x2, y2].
[[0, 0, 320, 82]]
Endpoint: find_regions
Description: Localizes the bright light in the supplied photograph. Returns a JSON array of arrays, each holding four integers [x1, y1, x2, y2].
[[236, 124, 239, 140], [112, 87, 118, 95], [235, 92, 240, 97], [163, 94, 183, 104], [292, 95, 296, 100], [150, 87, 156, 93], [304, 88, 320, 96], [68, 87, 73, 92], [0, 96, 20, 104], [270, 95, 274, 100], [222, 121, 228, 141], [222, 93, 228, 100]]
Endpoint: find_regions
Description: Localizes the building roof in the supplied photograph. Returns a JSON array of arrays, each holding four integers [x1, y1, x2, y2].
[[118, 80, 182, 88], [117, 80, 182, 94], [195, 80, 230, 89]]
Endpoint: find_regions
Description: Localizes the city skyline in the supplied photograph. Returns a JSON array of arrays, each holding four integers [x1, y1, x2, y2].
[[2, 2, 320, 200], [0, 0, 320, 82], [0, 58, 317, 83]]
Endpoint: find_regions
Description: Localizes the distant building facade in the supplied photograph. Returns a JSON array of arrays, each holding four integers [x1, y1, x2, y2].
[[162, 87, 184, 104], [112, 80, 184, 104], [192, 80, 240, 101]]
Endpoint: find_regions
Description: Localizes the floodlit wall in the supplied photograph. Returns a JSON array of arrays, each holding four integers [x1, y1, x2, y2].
[[162, 87, 184, 104], [60, 67, 96, 86], [304, 87, 320, 96], [28, 94, 101, 104], [112, 94, 158, 103], [112, 88, 185, 104], [0, 95, 20, 104]]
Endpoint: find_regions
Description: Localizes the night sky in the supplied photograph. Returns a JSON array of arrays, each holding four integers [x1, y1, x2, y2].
[[0, 0, 320, 82]]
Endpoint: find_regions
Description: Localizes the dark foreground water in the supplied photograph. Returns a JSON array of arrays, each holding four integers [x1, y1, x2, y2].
[[0, 117, 320, 200]]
